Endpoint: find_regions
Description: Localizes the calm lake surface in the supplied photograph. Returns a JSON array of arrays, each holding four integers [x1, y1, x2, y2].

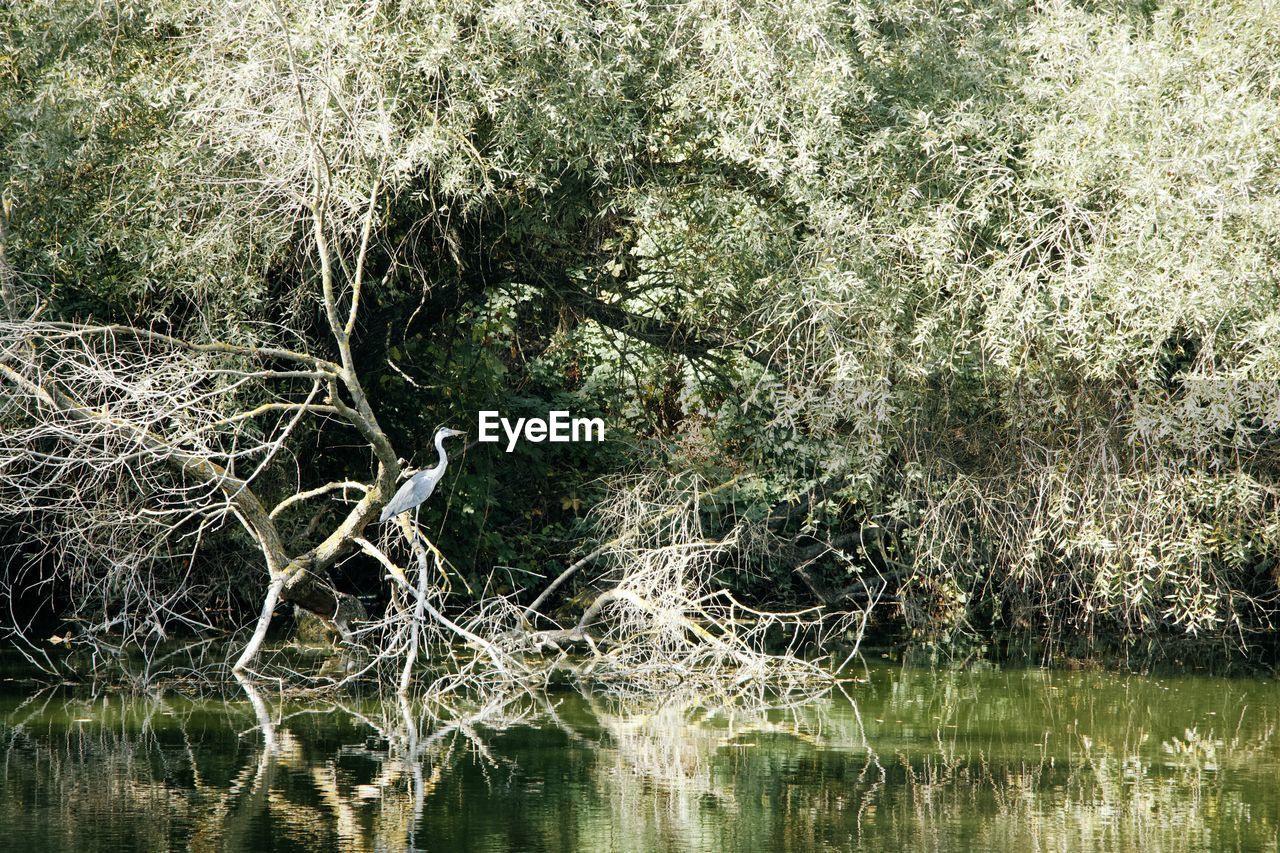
[[1, 656, 1277, 852]]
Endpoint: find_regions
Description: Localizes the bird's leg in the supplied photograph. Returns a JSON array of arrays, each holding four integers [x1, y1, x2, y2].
[[411, 506, 451, 593]]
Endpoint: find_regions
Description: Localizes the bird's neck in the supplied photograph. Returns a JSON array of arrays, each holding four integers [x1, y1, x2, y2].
[[433, 431, 449, 474]]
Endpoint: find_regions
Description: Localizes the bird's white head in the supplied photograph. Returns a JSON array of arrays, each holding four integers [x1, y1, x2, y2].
[[436, 427, 465, 440]]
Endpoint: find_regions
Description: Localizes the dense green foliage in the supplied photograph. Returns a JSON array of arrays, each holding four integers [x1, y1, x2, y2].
[[4, 0, 1280, 649]]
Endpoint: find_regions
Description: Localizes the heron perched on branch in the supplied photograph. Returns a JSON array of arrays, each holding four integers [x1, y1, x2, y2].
[[379, 427, 466, 523]]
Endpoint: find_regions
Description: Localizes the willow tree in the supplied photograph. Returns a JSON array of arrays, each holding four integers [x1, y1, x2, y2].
[[7, 0, 1280, 668], [1, 0, 866, 681], [0, 15, 407, 670], [0, 0, 471, 670]]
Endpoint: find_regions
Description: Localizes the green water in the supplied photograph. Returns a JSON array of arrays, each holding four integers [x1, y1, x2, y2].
[[1, 659, 1277, 852]]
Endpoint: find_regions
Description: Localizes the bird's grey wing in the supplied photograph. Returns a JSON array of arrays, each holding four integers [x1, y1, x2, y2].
[[379, 468, 442, 522], [411, 470, 441, 505], [379, 476, 422, 522]]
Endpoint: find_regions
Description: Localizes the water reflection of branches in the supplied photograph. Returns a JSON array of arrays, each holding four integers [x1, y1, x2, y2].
[[7, 663, 1273, 852]]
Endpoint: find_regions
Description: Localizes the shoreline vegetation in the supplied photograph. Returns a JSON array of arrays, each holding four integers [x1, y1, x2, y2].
[[3, 0, 1280, 699]]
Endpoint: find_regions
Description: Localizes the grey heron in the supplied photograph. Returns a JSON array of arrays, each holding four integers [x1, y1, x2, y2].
[[378, 427, 466, 523]]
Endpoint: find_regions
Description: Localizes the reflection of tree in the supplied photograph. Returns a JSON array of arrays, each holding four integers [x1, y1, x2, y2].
[[566, 685, 857, 853], [209, 679, 518, 852], [2, 667, 1279, 852], [0, 678, 525, 852], [849, 665, 1280, 852]]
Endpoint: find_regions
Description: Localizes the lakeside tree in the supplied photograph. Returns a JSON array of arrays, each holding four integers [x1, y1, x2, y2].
[[3, 0, 1280, 681]]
